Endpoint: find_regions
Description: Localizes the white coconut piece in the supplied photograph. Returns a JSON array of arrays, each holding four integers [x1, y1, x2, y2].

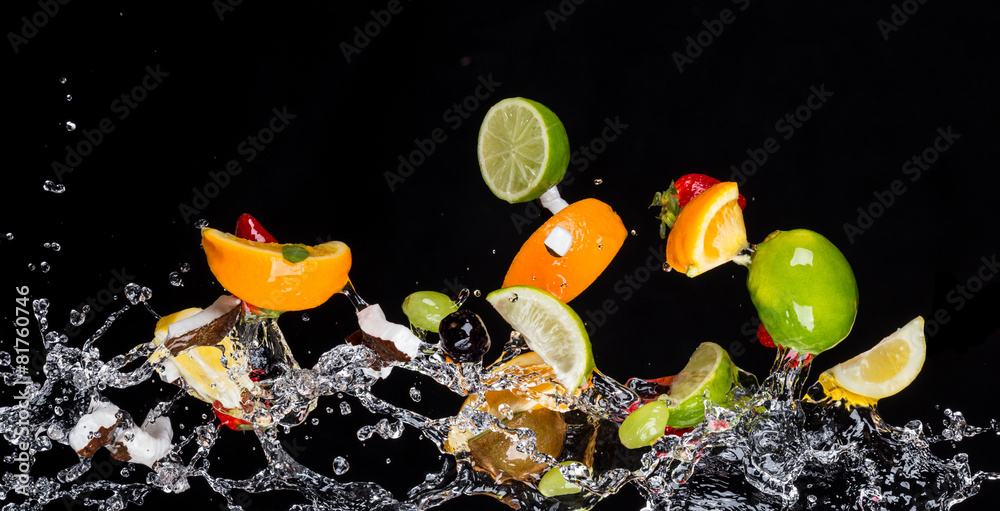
[[165, 295, 241, 341], [156, 357, 181, 384], [114, 411, 173, 468], [68, 399, 121, 454], [356, 304, 421, 360], [539, 186, 568, 215], [544, 225, 573, 257]]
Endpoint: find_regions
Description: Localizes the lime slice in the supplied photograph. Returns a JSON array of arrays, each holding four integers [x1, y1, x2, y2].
[[477, 98, 570, 204], [818, 316, 925, 408], [485, 286, 595, 393], [665, 342, 735, 428]]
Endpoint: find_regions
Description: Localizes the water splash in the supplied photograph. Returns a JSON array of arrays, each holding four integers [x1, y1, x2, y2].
[[1, 290, 996, 511]]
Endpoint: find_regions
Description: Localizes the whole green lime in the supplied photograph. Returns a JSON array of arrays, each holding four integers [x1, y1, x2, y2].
[[747, 229, 858, 355]]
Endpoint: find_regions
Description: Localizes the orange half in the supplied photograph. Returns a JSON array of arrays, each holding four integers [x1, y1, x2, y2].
[[665, 182, 747, 277], [201, 228, 351, 311], [503, 198, 626, 303]]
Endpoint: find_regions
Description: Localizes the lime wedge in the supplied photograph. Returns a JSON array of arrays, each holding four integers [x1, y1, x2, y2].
[[485, 286, 595, 393], [665, 342, 735, 428], [477, 98, 570, 203]]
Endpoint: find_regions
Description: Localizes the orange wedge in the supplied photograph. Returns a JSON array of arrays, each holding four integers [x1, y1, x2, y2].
[[665, 182, 747, 277], [201, 228, 351, 311], [503, 198, 627, 302]]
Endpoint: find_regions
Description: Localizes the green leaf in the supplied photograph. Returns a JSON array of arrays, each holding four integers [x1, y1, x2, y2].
[[282, 245, 310, 263]]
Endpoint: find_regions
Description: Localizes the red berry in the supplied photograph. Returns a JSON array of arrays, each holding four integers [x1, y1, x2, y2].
[[676, 174, 747, 210], [757, 322, 776, 348], [235, 213, 278, 243]]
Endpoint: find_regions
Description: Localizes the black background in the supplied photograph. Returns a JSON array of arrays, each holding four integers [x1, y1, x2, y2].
[[4, 1, 1000, 510]]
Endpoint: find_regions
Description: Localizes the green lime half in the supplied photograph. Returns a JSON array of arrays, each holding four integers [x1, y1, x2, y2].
[[477, 97, 570, 203], [485, 286, 595, 393], [665, 342, 735, 428]]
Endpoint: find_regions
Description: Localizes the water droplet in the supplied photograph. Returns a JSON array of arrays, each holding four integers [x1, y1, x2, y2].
[[179, 262, 191, 273], [69, 309, 85, 326], [124, 283, 152, 304], [65, 121, 76, 131], [473, 289, 481, 297], [630, 229, 637, 236], [59, 77, 67, 84], [43, 180, 66, 194], [326, 407, 334, 414], [302, 314, 310, 322], [194, 219, 209, 229], [409, 387, 422, 402], [491, 249, 496, 254], [168, 272, 184, 287], [6, 233, 14, 240], [598, 244, 603, 249], [385, 458, 391, 464], [663, 262, 672, 272], [40, 261, 51, 273], [311, 418, 320, 425], [594, 178, 603, 185], [508, 293, 518, 303], [121, 468, 131, 477], [66, 94, 73, 101], [333, 456, 350, 475], [340, 402, 352, 415], [28, 263, 36, 271]]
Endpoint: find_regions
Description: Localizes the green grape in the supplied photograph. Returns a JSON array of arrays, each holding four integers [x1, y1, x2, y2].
[[401, 291, 458, 333], [618, 401, 669, 449], [538, 461, 583, 497]]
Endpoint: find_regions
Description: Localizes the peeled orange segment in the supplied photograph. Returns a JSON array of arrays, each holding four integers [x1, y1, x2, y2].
[[503, 198, 626, 303], [665, 182, 748, 277], [818, 316, 926, 408], [201, 228, 351, 311]]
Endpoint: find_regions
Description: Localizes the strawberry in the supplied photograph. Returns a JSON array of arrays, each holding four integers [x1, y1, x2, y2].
[[235, 213, 278, 243], [651, 174, 747, 238], [757, 321, 776, 348]]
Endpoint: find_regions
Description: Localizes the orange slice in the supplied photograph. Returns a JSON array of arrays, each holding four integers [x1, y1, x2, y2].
[[201, 228, 352, 311], [665, 182, 747, 277], [503, 198, 627, 302]]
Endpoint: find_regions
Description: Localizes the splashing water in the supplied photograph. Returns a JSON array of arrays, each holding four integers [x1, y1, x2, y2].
[[1, 286, 997, 511]]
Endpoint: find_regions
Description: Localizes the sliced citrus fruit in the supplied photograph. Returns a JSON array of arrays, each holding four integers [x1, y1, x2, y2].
[[665, 182, 748, 277], [664, 342, 735, 428], [503, 198, 627, 303], [445, 352, 567, 483], [201, 228, 351, 311], [485, 286, 595, 394], [478, 97, 570, 203], [818, 316, 926, 408]]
